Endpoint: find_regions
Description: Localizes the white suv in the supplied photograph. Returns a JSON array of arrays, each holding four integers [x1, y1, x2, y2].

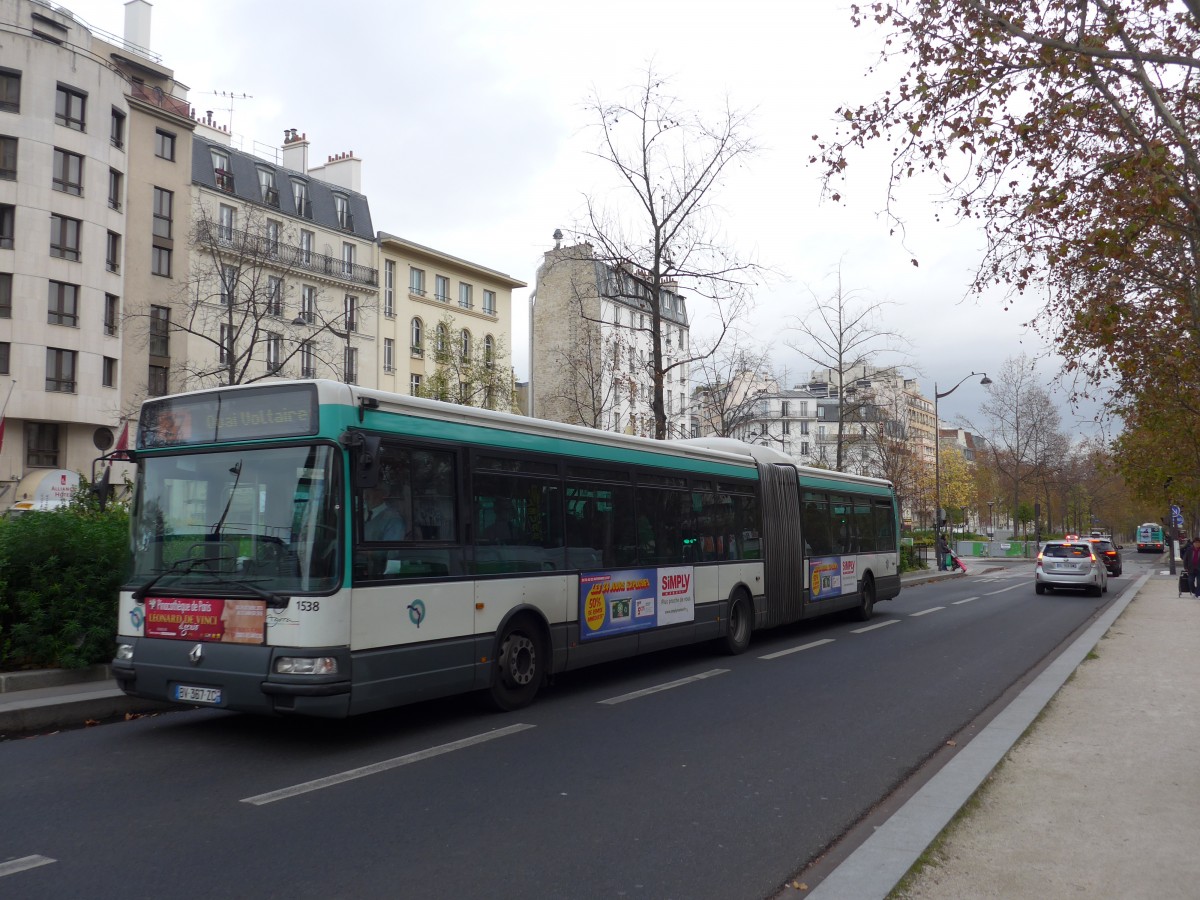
[[1035, 540, 1108, 596]]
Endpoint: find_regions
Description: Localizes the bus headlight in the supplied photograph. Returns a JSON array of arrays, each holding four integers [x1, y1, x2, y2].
[[115, 643, 134, 661], [274, 656, 338, 675]]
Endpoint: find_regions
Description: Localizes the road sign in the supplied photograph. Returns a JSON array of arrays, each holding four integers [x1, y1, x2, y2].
[[1171, 504, 1181, 516]]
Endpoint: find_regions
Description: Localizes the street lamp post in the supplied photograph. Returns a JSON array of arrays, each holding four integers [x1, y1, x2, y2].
[[934, 372, 991, 570], [987, 499, 995, 537]]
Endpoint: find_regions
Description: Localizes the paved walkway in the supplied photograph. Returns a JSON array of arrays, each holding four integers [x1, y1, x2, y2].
[[809, 570, 1200, 899]]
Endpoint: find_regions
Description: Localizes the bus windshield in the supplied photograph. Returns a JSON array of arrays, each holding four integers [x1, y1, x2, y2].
[[129, 444, 340, 594]]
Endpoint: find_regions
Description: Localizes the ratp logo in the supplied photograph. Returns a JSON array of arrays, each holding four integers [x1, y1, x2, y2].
[[407, 599, 426, 628]]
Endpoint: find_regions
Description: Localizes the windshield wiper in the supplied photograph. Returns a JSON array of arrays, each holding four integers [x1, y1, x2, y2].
[[132, 556, 290, 608]]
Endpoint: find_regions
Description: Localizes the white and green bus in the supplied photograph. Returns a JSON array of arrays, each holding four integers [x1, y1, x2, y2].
[[112, 380, 900, 716]]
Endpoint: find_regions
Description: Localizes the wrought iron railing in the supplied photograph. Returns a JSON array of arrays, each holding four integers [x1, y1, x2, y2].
[[198, 221, 378, 287]]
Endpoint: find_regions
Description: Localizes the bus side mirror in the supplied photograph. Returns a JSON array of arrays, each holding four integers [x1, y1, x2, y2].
[[341, 431, 382, 488]]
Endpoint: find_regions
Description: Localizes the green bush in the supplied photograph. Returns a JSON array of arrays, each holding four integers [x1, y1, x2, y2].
[[0, 484, 129, 670], [900, 543, 927, 573]]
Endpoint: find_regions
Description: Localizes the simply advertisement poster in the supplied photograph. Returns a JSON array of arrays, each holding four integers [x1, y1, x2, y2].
[[579, 567, 695, 640], [809, 556, 857, 601]]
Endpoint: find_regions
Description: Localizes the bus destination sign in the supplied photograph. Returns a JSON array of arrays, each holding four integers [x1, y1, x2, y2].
[[139, 385, 318, 448]]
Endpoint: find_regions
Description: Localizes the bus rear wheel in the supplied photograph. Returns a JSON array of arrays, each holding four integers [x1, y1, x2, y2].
[[488, 617, 544, 711], [854, 575, 876, 621], [723, 591, 752, 655]]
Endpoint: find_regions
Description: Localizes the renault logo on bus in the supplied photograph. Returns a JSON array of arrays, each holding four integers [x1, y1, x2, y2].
[[189, 643, 204, 665]]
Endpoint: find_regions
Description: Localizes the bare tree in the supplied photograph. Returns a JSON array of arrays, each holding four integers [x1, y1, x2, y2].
[[419, 314, 514, 412], [566, 66, 766, 439], [140, 204, 371, 388], [690, 334, 776, 438], [787, 267, 908, 470]]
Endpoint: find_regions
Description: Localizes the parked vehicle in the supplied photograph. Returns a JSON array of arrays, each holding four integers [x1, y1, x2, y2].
[[1035, 539, 1108, 596], [1087, 537, 1123, 576]]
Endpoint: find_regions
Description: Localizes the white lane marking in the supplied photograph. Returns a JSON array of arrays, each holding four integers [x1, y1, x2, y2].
[[758, 639, 836, 660], [0, 856, 55, 877], [599, 668, 729, 704], [910, 606, 945, 617], [850, 619, 901, 634], [953, 596, 980, 605], [985, 583, 1027, 595], [241, 724, 535, 806]]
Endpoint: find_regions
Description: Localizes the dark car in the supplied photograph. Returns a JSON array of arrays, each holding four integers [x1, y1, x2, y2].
[[1088, 537, 1123, 576]]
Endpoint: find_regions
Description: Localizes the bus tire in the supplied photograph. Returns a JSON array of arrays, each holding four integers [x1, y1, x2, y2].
[[487, 616, 545, 711], [854, 575, 876, 621], [723, 591, 753, 655]]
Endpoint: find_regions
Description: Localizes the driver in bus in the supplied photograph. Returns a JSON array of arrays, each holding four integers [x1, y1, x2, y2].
[[363, 484, 410, 542]]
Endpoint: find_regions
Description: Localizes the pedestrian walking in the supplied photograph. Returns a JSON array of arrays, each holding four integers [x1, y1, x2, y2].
[[1182, 537, 1200, 597], [936, 533, 949, 572]]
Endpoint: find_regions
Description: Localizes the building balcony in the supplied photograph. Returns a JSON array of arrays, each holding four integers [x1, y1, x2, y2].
[[198, 221, 378, 288]]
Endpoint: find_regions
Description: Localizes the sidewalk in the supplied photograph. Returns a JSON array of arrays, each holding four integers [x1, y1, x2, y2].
[[0, 665, 170, 738], [809, 569, 1200, 900]]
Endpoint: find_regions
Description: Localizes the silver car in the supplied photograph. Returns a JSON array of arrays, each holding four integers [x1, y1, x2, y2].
[[1035, 540, 1108, 596]]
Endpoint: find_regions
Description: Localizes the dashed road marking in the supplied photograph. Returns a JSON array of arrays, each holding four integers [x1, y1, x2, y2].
[[600, 668, 729, 704], [758, 639, 836, 660], [910, 606, 945, 617], [0, 856, 55, 878], [985, 583, 1027, 595], [241, 724, 536, 805], [850, 619, 901, 634], [953, 596, 980, 605]]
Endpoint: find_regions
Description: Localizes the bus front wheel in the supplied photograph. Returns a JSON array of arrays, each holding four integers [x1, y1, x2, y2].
[[723, 591, 752, 655], [854, 575, 876, 621], [488, 617, 545, 711]]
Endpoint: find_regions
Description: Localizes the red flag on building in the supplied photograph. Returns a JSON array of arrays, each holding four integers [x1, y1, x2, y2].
[[114, 421, 129, 454]]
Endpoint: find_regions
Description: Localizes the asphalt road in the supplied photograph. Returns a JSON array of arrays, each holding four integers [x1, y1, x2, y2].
[[0, 558, 1140, 900]]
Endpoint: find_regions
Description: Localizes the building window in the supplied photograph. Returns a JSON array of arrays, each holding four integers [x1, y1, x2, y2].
[[49, 214, 81, 261], [301, 284, 316, 324], [459, 282, 473, 309], [334, 194, 352, 230], [219, 323, 232, 365], [106, 231, 121, 273], [150, 305, 169, 358], [212, 149, 233, 191], [103, 356, 117, 387], [436, 323, 448, 353], [218, 204, 235, 241], [55, 85, 86, 131], [110, 108, 125, 149], [410, 318, 423, 355], [484, 334, 495, 366], [344, 346, 358, 385], [410, 374, 422, 396], [409, 267, 425, 296], [154, 129, 175, 160], [266, 276, 282, 316], [104, 293, 119, 335], [46, 348, 77, 392], [0, 136, 15, 180], [344, 294, 358, 332], [0, 203, 12, 248], [0, 70, 19, 113], [299, 341, 315, 379], [52, 148, 83, 195], [435, 275, 449, 302], [151, 246, 172, 277], [342, 242, 354, 276], [27, 423, 59, 468], [108, 168, 122, 210], [461, 329, 471, 360], [384, 260, 395, 317], [483, 290, 496, 315], [148, 364, 169, 397], [800, 441, 809, 456], [266, 332, 282, 372], [266, 219, 280, 257], [292, 180, 310, 218], [383, 338, 395, 372], [220, 265, 238, 305], [152, 187, 172, 238], [0, 273, 11, 317], [0, 341, 8, 374], [258, 167, 278, 206], [300, 229, 313, 264]]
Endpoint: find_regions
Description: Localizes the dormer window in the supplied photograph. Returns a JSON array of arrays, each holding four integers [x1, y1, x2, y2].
[[211, 149, 233, 192], [334, 194, 353, 230], [257, 167, 278, 207], [292, 179, 311, 219]]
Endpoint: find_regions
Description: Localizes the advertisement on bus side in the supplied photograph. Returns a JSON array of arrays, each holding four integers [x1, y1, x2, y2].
[[578, 567, 694, 640], [809, 556, 856, 601], [143, 596, 266, 644]]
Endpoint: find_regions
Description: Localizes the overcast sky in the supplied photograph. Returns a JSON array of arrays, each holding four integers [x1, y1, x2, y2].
[[60, 0, 1104, 433]]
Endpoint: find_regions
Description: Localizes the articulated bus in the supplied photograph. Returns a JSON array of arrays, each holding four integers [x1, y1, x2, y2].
[[111, 380, 900, 716]]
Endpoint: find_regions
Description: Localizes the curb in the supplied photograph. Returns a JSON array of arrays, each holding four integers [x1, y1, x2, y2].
[[0, 664, 113, 693]]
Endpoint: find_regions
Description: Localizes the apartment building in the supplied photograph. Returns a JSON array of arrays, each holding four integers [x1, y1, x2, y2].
[[531, 243, 691, 438], [378, 233, 524, 405], [0, 0, 193, 495]]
